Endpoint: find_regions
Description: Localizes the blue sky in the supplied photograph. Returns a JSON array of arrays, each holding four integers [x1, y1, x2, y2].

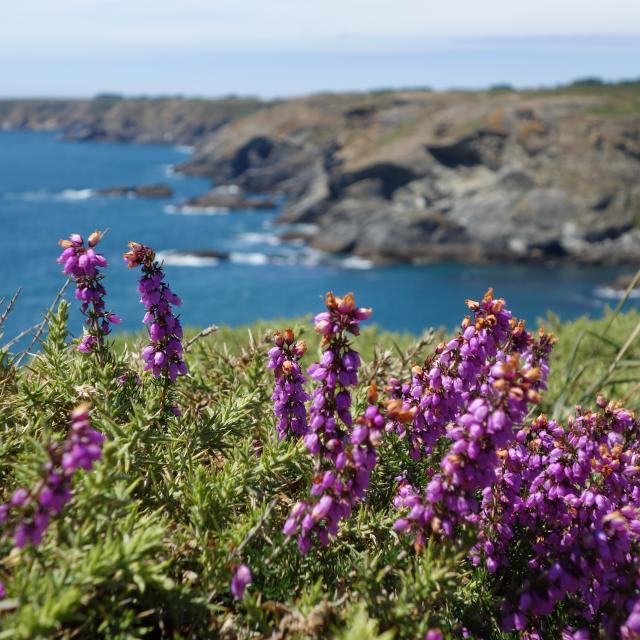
[[2, 0, 639, 97]]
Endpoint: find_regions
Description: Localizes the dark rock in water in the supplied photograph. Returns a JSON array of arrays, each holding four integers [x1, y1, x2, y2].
[[158, 249, 230, 264], [180, 188, 277, 211], [95, 184, 173, 198]]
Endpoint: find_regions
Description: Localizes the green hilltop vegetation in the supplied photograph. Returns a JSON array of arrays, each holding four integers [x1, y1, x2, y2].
[[1, 286, 640, 638]]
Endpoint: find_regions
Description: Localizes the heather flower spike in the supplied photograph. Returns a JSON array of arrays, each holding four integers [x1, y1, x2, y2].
[[124, 242, 187, 382], [283, 292, 374, 553], [0, 404, 104, 550], [57, 231, 120, 356], [268, 328, 310, 439]]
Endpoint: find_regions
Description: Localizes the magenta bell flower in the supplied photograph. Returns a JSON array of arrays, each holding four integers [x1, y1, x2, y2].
[[57, 231, 120, 354], [479, 403, 640, 637], [283, 293, 379, 554], [230, 564, 252, 600], [124, 242, 187, 382], [268, 328, 310, 439], [0, 404, 104, 550], [393, 290, 555, 542]]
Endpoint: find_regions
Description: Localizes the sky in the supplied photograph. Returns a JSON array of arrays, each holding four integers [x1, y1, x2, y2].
[[1, 0, 640, 97]]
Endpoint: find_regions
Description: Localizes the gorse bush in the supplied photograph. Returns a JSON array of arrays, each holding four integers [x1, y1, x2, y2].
[[0, 230, 639, 639]]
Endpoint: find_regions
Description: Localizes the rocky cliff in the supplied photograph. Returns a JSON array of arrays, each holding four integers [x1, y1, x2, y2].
[[0, 95, 264, 145], [177, 86, 640, 265], [3, 86, 640, 265]]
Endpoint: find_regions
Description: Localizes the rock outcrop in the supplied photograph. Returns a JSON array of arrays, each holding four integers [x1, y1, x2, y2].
[[95, 184, 173, 198], [179, 187, 277, 211], [175, 88, 640, 265]]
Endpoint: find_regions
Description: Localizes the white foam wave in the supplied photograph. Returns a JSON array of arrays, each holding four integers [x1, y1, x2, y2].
[[60, 188, 94, 200], [237, 232, 282, 246], [214, 184, 241, 195], [3, 188, 95, 202], [163, 164, 177, 178], [152, 248, 374, 270], [174, 145, 195, 154], [164, 205, 229, 216], [229, 252, 270, 266], [156, 251, 220, 267], [341, 256, 374, 270], [594, 286, 640, 300]]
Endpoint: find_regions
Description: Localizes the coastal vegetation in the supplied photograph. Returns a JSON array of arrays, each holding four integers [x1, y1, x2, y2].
[[1, 231, 640, 638]]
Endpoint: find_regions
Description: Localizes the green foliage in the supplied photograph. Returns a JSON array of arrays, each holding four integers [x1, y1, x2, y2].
[[0, 301, 639, 638]]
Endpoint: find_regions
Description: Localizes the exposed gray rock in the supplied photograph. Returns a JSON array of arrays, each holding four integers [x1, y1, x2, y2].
[[426, 129, 508, 170], [278, 160, 330, 223], [179, 187, 277, 211], [95, 184, 173, 198]]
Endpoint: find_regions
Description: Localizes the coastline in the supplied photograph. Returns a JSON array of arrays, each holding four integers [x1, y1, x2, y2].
[[2, 85, 640, 268]]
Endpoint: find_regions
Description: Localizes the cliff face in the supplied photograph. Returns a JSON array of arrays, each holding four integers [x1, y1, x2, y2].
[[0, 96, 264, 145], [3, 87, 640, 265], [177, 87, 640, 265]]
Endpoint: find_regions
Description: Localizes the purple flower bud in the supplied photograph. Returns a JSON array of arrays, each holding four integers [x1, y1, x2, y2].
[[230, 564, 252, 600], [312, 495, 333, 521]]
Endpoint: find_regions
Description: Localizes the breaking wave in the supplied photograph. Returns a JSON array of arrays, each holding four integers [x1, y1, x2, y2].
[[594, 286, 640, 300], [156, 250, 221, 267], [2, 188, 95, 202], [164, 205, 229, 215]]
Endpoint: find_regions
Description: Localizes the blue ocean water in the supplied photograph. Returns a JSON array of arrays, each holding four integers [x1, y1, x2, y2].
[[0, 130, 636, 343]]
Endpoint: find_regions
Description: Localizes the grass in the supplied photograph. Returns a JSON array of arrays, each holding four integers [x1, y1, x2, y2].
[[0, 291, 639, 639]]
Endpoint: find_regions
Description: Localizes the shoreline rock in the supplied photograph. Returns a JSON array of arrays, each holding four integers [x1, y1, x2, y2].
[[95, 184, 173, 198], [178, 187, 277, 212]]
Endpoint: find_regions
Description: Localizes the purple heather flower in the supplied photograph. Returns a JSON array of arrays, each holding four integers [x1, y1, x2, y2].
[[0, 404, 104, 550], [124, 242, 187, 382], [480, 403, 640, 636], [393, 290, 555, 543], [230, 564, 252, 600], [623, 600, 640, 639], [305, 292, 371, 460], [57, 231, 119, 354], [283, 293, 374, 553], [268, 329, 310, 439]]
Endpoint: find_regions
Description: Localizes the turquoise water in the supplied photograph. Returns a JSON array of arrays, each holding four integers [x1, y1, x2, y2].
[[0, 130, 635, 343]]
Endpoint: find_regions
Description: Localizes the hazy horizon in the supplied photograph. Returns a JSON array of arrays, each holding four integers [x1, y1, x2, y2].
[[2, 0, 640, 98], [2, 34, 640, 99]]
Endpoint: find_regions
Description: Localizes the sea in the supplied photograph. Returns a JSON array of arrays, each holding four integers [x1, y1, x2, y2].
[[0, 130, 637, 345]]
